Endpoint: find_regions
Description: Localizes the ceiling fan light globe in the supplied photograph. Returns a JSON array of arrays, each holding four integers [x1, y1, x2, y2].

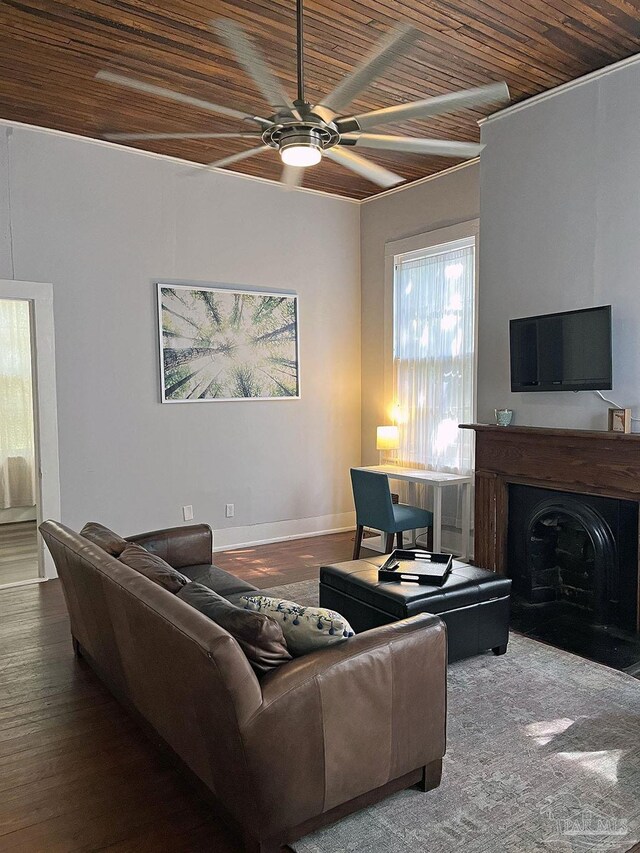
[[280, 144, 322, 167]]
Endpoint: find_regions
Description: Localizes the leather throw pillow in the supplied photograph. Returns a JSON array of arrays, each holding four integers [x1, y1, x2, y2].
[[177, 583, 292, 675], [80, 521, 128, 557], [119, 543, 190, 593]]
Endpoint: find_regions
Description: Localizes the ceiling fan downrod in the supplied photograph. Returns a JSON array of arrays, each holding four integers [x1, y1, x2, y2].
[[296, 0, 305, 106]]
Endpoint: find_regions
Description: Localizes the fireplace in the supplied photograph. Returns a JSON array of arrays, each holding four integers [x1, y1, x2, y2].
[[460, 424, 640, 672], [508, 484, 638, 632]]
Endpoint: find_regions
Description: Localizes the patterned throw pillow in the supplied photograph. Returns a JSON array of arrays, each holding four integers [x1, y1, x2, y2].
[[240, 595, 354, 656], [119, 543, 190, 593]]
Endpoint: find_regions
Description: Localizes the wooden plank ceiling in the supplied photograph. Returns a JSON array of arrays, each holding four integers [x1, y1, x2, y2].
[[1, 1, 639, 199]]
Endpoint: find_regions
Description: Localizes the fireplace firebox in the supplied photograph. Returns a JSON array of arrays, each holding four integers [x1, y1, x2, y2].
[[508, 485, 638, 633]]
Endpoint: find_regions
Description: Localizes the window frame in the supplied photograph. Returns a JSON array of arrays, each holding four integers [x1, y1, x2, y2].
[[383, 220, 480, 465]]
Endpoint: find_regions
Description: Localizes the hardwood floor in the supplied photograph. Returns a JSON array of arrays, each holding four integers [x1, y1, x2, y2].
[[0, 530, 361, 852], [0, 521, 39, 585], [213, 532, 372, 586]]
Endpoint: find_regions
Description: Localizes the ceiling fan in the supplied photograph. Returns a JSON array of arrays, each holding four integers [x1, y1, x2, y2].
[[97, 0, 510, 189]]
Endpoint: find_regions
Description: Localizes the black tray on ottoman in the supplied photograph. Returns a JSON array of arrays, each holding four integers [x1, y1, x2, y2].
[[320, 555, 511, 662]]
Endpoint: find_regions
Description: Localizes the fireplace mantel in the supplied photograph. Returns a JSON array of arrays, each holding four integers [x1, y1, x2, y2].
[[460, 423, 640, 576], [462, 423, 640, 442]]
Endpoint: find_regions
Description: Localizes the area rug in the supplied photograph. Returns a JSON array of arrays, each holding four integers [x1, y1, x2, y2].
[[262, 580, 640, 853]]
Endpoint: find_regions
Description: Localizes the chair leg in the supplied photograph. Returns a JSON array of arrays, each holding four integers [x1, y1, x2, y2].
[[420, 758, 443, 792], [353, 525, 364, 560], [384, 532, 395, 553], [396, 531, 403, 549], [72, 636, 82, 658]]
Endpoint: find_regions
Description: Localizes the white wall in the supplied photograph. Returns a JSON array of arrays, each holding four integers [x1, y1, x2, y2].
[[359, 162, 480, 464], [1, 123, 361, 545], [479, 57, 640, 431]]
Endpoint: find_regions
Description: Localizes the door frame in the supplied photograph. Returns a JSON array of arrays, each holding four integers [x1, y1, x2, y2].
[[0, 280, 61, 582]]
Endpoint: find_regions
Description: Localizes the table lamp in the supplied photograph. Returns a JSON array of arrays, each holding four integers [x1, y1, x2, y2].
[[376, 425, 399, 464]]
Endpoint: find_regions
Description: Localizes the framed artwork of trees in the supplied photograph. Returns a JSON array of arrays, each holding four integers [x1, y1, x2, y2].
[[158, 283, 300, 402]]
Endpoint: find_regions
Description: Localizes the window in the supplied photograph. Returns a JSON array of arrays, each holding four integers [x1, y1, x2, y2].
[[393, 234, 476, 474]]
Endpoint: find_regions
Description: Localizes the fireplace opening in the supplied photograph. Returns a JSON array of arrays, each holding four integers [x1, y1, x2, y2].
[[508, 484, 639, 670], [522, 498, 617, 624]]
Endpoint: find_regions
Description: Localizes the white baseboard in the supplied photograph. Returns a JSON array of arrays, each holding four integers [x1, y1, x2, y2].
[[363, 527, 472, 557], [214, 511, 356, 552], [0, 506, 37, 524]]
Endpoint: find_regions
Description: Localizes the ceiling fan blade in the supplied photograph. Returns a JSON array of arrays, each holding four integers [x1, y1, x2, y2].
[[96, 71, 267, 125], [213, 19, 298, 118], [316, 24, 418, 118], [340, 133, 484, 158], [324, 147, 404, 188], [281, 163, 304, 188], [192, 145, 271, 173], [104, 131, 264, 142], [336, 81, 510, 133]]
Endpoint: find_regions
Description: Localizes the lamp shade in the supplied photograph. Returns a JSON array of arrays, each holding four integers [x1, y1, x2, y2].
[[376, 425, 399, 451]]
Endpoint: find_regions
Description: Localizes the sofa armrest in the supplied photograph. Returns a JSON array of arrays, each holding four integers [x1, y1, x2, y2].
[[241, 614, 447, 835], [126, 524, 213, 569]]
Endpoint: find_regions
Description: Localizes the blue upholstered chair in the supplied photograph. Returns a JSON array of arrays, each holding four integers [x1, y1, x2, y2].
[[350, 468, 434, 559]]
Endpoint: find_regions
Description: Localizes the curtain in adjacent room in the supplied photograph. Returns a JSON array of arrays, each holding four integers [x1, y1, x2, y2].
[[393, 237, 476, 475], [0, 300, 36, 509]]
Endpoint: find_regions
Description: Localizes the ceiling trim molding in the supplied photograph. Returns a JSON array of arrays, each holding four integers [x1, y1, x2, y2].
[[0, 118, 360, 205], [360, 158, 479, 205], [0, 116, 481, 205], [480, 51, 640, 127]]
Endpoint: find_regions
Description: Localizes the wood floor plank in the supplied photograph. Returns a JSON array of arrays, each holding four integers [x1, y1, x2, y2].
[[0, 521, 40, 584]]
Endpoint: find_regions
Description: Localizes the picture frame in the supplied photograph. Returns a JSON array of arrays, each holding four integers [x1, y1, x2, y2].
[[157, 282, 300, 402], [607, 407, 631, 434]]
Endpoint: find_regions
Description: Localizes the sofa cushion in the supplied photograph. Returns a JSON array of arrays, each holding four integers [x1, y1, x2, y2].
[[119, 543, 190, 593], [181, 563, 257, 601], [80, 522, 128, 557], [240, 595, 355, 656], [177, 583, 292, 675]]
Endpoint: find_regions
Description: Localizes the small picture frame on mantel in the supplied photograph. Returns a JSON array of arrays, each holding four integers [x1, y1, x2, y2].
[[608, 407, 632, 433]]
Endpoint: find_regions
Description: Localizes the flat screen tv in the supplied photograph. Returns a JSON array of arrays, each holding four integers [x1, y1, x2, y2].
[[510, 305, 612, 392]]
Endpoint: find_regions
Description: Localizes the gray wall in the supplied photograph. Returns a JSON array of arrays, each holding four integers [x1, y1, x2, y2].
[[0, 132, 12, 275], [1, 124, 361, 541], [479, 58, 640, 430], [359, 163, 480, 464]]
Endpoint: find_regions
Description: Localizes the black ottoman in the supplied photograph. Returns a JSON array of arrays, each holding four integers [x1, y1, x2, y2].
[[320, 556, 511, 662]]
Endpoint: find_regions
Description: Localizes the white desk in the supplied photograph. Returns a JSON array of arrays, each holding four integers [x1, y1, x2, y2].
[[356, 465, 473, 559]]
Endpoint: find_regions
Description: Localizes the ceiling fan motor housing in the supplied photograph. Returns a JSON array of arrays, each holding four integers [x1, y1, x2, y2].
[[263, 121, 340, 153]]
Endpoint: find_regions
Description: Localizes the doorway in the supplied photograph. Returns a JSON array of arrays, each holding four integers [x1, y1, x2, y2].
[[0, 282, 60, 586]]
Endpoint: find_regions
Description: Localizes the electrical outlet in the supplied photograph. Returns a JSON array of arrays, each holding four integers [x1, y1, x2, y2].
[[225, 503, 235, 518], [182, 505, 193, 521]]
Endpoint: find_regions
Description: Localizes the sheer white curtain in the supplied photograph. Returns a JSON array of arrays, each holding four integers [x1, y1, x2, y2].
[[393, 237, 476, 474], [0, 300, 36, 509]]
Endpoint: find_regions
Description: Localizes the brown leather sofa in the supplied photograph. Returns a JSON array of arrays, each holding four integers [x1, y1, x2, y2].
[[40, 520, 447, 853]]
